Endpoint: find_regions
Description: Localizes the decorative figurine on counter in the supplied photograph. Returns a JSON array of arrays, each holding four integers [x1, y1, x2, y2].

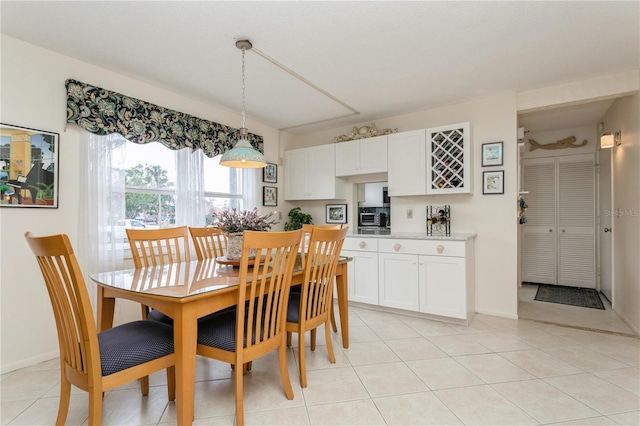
[[426, 205, 451, 236]]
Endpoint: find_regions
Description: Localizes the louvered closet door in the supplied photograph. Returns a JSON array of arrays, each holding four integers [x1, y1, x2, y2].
[[557, 154, 595, 288], [522, 157, 557, 284]]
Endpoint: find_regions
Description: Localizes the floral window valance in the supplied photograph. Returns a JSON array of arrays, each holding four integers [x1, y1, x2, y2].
[[65, 79, 263, 158]]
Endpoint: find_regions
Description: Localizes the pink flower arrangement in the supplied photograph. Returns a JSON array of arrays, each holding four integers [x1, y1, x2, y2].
[[213, 208, 278, 234]]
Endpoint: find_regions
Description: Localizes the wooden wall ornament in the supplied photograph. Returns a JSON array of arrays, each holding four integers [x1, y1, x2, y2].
[[529, 136, 587, 152], [334, 123, 398, 142]]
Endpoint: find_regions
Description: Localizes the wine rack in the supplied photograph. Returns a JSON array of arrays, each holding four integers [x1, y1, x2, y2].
[[426, 122, 472, 194], [426, 205, 451, 236]]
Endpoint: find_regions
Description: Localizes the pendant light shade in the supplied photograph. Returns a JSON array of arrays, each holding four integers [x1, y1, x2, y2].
[[220, 39, 266, 169]]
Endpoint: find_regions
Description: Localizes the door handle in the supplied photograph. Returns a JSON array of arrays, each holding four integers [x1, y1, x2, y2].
[[604, 228, 612, 233]]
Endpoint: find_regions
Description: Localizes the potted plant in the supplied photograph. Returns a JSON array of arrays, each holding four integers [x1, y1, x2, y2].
[[212, 208, 278, 259], [284, 207, 313, 231], [36, 183, 55, 205]]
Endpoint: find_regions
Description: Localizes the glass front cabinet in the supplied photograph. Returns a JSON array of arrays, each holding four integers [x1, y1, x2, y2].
[[426, 122, 472, 195]]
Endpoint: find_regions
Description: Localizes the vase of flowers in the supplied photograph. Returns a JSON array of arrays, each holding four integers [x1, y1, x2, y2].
[[213, 208, 278, 260]]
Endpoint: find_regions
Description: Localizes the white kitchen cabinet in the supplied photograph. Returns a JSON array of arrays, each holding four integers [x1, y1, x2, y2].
[[387, 129, 426, 196], [342, 237, 379, 305], [343, 235, 475, 322], [418, 255, 467, 319], [335, 135, 388, 177], [378, 252, 420, 311], [284, 145, 346, 200], [426, 122, 472, 194]]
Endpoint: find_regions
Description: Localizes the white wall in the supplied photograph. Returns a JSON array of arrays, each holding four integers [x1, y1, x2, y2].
[[0, 35, 283, 373], [288, 93, 520, 319], [602, 93, 640, 334]]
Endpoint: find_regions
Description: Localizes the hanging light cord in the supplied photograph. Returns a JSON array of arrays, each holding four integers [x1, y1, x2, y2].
[[240, 46, 246, 130]]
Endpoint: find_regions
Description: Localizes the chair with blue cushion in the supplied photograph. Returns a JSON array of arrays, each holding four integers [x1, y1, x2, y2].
[[286, 226, 348, 387], [196, 229, 303, 426], [24, 232, 175, 426]]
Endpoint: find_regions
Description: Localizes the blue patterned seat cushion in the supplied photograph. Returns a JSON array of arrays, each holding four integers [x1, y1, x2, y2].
[[197, 309, 238, 352], [287, 292, 301, 323], [98, 320, 174, 376]]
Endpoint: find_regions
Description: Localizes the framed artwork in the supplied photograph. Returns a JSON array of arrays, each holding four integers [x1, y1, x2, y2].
[[263, 163, 277, 183], [482, 170, 504, 195], [481, 141, 503, 167], [0, 123, 59, 208], [262, 186, 277, 207], [326, 204, 347, 224]]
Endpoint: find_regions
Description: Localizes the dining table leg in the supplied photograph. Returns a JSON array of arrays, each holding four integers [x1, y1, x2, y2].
[[96, 286, 115, 332], [335, 263, 349, 349], [173, 304, 198, 426]]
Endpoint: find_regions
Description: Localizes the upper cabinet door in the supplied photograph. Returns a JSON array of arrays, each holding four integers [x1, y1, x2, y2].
[[284, 145, 345, 200], [387, 129, 426, 196], [425, 122, 472, 195], [335, 135, 388, 177]]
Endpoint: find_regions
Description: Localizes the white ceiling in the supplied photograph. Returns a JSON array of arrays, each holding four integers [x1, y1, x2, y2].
[[1, 1, 638, 134]]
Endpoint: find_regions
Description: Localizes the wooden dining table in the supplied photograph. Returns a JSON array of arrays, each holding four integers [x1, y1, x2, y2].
[[90, 255, 351, 426]]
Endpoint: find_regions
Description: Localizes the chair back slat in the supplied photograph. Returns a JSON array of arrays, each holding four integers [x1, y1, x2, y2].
[[24, 233, 100, 379], [301, 227, 348, 323], [236, 230, 302, 354], [300, 224, 342, 264], [126, 226, 190, 268], [189, 227, 226, 260]]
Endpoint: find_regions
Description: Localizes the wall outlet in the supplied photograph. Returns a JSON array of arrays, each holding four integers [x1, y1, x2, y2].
[[406, 208, 413, 219]]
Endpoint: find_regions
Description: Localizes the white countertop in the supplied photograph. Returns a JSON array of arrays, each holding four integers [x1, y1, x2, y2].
[[346, 232, 476, 241]]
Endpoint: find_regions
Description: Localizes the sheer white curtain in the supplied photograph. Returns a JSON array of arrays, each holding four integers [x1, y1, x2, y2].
[[175, 148, 205, 227], [243, 168, 259, 209], [77, 132, 127, 306]]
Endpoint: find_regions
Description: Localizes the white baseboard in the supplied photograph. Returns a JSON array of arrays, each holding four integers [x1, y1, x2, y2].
[[475, 308, 519, 320], [1, 350, 59, 374]]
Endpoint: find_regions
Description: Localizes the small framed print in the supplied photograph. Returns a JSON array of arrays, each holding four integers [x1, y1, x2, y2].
[[262, 186, 277, 207], [326, 204, 347, 224], [481, 141, 503, 167], [483, 170, 504, 195], [263, 163, 277, 183]]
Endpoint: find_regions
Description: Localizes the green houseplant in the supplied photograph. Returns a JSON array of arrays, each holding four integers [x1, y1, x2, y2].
[[284, 207, 313, 231]]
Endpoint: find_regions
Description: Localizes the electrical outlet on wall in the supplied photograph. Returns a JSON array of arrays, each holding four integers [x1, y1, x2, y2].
[[406, 208, 413, 219]]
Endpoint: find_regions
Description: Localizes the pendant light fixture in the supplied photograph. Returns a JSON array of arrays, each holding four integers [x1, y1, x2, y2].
[[220, 39, 266, 168]]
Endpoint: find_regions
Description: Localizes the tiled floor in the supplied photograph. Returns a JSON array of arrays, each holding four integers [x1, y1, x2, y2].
[[518, 283, 637, 336], [2, 304, 639, 425]]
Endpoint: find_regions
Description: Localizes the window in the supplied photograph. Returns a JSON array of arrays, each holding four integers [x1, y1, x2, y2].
[[124, 141, 244, 226]]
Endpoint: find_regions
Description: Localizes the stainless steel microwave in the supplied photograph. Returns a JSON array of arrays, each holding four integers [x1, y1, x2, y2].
[[359, 212, 387, 227]]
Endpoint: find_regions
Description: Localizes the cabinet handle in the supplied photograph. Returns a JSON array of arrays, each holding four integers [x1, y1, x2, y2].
[[562, 229, 566, 233], [359, 241, 366, 249], [549, 229, 553, 232], [436, 244, 445, 254], [394, 243, 401, 251]]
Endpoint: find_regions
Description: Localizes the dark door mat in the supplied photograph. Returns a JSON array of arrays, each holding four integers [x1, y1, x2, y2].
[[534, 284, 605, 310]]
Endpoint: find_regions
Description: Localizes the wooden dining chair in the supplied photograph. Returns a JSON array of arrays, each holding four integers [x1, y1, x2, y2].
[[298, 223, 344, 332], [24, 232, 176, 426], [188, 226, 226, 260], [286, 226, 348, 387], [126, 226, 190, 319], [196, 229, 303, 426]]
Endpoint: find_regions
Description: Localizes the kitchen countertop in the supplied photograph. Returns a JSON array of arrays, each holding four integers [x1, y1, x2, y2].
[[347, 232, 476, 241]]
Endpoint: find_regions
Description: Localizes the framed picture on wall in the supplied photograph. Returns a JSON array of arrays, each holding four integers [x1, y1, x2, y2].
[[263, 163, 277, 183], [326, 204, 347, 224], [481, 141, 503, 167], [263, 186, 277, 207], [0, 123, 59, 208], [482, 170, 504, 194]]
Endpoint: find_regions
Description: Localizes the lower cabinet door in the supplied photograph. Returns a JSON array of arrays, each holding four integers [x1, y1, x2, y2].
[[342, 250, 379, 305], [378, 253, 419, 311], [419, 255, 466, 319]]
